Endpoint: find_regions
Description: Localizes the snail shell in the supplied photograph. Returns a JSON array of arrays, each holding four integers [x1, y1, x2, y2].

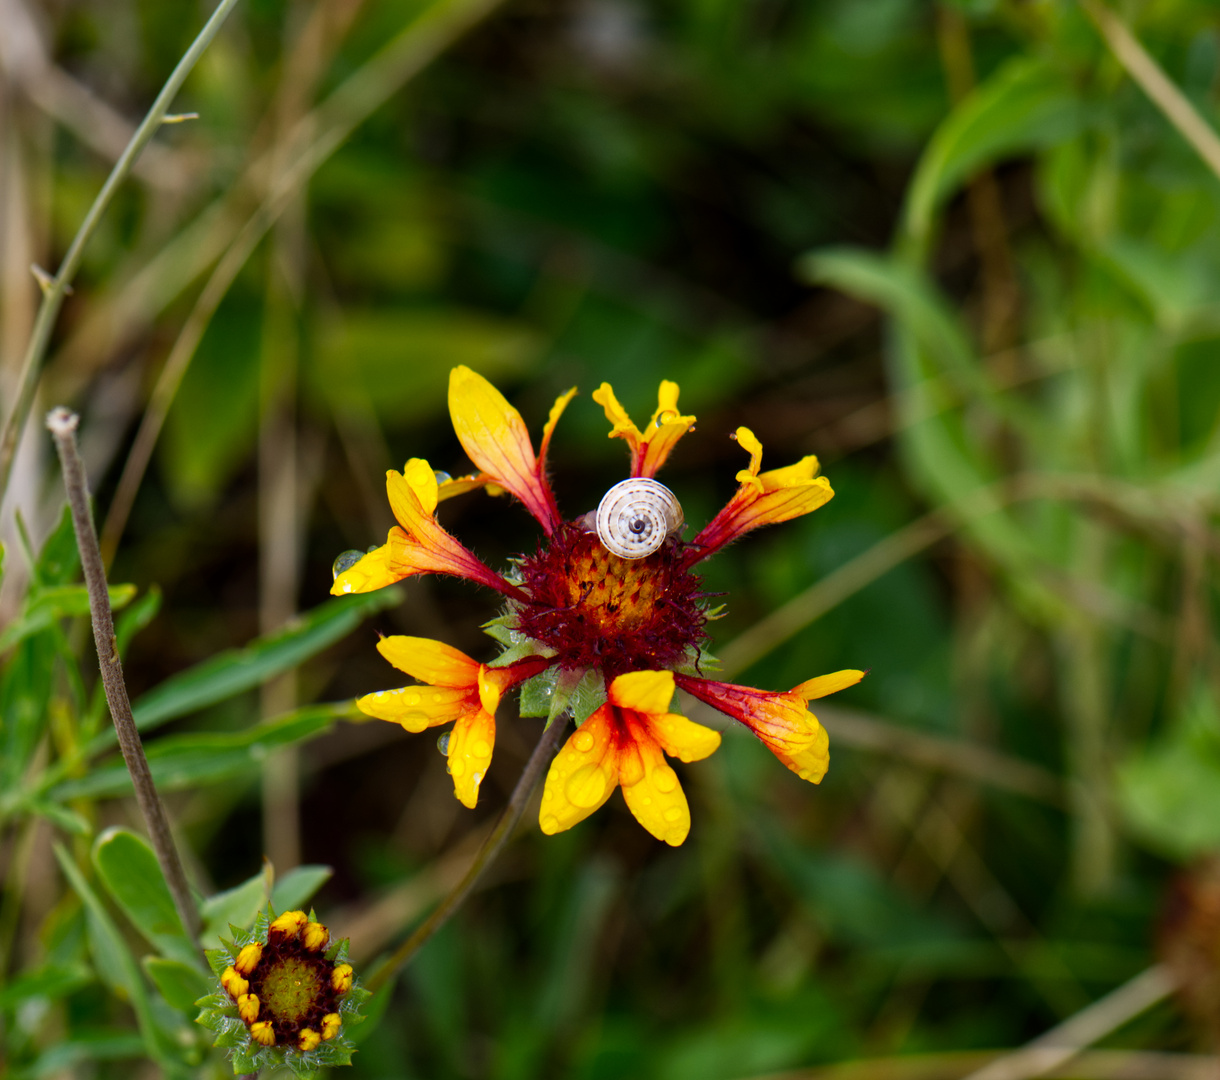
[[595, 478, 684, 559]]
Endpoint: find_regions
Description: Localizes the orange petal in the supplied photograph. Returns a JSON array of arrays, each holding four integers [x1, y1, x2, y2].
[[448, 366, 560, 532], [592, 380, 695, 478], [618, 722, 692, 846], [539, 387, 578, 468], [647, 711, 721, 763], [376, 636, 480, 687], [539, 706, 619, 835], [447, 705, 496, 808], [357, 684, 473, 732], [794, 669, 866, 701], [607, 670, 675, 716], [331, 541, 400, 595]]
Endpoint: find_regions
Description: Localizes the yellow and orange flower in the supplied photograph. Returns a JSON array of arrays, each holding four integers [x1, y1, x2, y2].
[[357, 636, 549, 807], [541, 671, 721, 846], [335, 366, 861, 842]]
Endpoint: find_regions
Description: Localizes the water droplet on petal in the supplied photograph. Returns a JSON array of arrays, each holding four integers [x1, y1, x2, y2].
[[655, 410, 678, 427], [402, 692, 420, 707], [686, 424, 696, 434], [473, 740, 491, 758], [472, 771, 484, 787], [665, 828, 685, 845], [650, 765, 678, 793], [450, 758, 465, 777], [541, 814, 561, 834], [436, 732, 451, 755], [565, 763, 609, 808], [663, 806, 682, 823], [332, 550, 364, 580], [573, 730, 595, 753], [433, 470, 453, 485]]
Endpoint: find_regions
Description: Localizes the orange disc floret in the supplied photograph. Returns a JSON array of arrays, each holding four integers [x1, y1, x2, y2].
[[298, 1028, 321, 1051], [250, 1020, 276, 1046], [237, 993, 260, 1023], [302, 921, 330, 951], [321, 1013, 342, 1041], [234, 942, 263, 974], [268, 910, 308, 941], [331, 964, 353, 993], [220, 966, 249, 999]]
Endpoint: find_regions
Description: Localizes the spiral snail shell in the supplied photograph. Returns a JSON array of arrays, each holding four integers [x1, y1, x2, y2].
[[595, 478, 684, 559]]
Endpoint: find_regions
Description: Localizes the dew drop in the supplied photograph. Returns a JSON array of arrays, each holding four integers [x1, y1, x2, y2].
[[573, 730, 595, 753], [565, 763, 609, 808], [436, 732, 451, 755], [541, 814, 561, 834], [433, 470, 453, 485], [473, 740, 491, 758], [665, 828, 685, 845], [331, 550, 364, 580], [450, 758, 465, 777], [401, 692, 421, 707], [472, 771, 484, 786], [663, 806, 683, 823], [366, 543, 380, 554], [650, 765, 678, 793], [655, 410, 678, 427]]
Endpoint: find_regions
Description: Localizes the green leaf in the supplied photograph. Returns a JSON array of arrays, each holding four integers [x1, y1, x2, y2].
[[0, 583, 137, 653], [126, 590, 399, 736], [144, 957, 212, 1013], [270, 865, 333, 913], [901, 56, 1084, 257], [49, 704, 348, 800], [92, 828, 199, 968], [11, 1032, 147, 1078], [53, 844, 182, 1069], [0, 962, 92, 1009], [200, 866, 273, 943]]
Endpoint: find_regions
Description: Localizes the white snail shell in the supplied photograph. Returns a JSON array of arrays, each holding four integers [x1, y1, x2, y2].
[[595, 478, 684, 559]]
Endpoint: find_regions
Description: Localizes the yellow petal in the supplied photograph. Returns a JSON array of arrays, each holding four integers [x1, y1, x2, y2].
[[375, 636, 480, 686], [647, 381, 683, 428], [608, 670, 675, 716], [477, 664, 505, 716], [436, 473, 491, 502], [619, 728, 691, 846], [732, 426, 765, 486], [357, 685, 472, 732], [539, 707, 619, 835], [764, 711, 830, 784], [539, 387, 578, 464], [330, 541, 399, 595], [447, 706, 495, 808], [592, 382, 637, 439], [648, 712, 721, 763], [449, 366, 555, 529], [737, 477, 834, 529], [758, 455, 820, 491], [795, 669, 866, 701]]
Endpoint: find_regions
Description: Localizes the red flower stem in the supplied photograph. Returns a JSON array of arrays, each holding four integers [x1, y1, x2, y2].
[[45, 408, 201, 948], [364, 714, 569, 995]]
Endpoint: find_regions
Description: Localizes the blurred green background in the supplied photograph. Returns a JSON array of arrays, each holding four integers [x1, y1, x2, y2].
[[3, 0, 1220, 1076]]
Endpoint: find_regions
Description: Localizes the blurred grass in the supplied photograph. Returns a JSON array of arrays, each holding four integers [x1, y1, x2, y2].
[[3, 0, 1220, 1077]]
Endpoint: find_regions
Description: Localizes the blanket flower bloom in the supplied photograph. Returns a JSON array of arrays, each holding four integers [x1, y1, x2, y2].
[[334, 366, 863, 845], [196, 909, 368, 1077]]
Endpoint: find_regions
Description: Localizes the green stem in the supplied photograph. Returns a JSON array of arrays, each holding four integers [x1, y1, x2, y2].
[[0, 0, 242, 505], [365, 715, 569, 995]]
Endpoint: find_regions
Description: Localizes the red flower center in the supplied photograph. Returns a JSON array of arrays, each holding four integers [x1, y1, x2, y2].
[[514, 523, 708, 678]]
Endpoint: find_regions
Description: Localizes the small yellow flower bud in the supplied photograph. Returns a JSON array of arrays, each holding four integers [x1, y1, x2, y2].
[[331, 963, 353, 993], [298, 1028, 321, 1051], [302, 921, 330, 951], [237, 993, 260, 1023], [269, 910, 308, 940], [234, 942, 263, 975], [250, 1020, 276, 1046], [220, 966, 249, 999], [321, 1013, 342, 1041]]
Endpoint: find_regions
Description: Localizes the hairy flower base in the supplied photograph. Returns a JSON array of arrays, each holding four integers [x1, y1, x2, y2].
[[515, 523, 707, 678], [197, 909, 368, 1078]]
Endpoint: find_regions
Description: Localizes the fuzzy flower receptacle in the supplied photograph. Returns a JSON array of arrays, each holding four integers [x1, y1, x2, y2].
[[196, 909, 368, 1077], [333, 366, 863, 845]]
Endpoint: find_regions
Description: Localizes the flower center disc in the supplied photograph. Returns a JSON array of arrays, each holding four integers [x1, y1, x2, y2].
[[516, 525, 707, 677], [259, 958, 323, 1024]]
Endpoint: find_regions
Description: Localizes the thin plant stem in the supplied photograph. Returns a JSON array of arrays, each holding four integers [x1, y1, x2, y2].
[[44, 408, 200, 948], [0, 0, 242, 506], [959, 965, 1176, 1080], [364, 715, 569, 995], [1080, 0, 1220, 183]]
